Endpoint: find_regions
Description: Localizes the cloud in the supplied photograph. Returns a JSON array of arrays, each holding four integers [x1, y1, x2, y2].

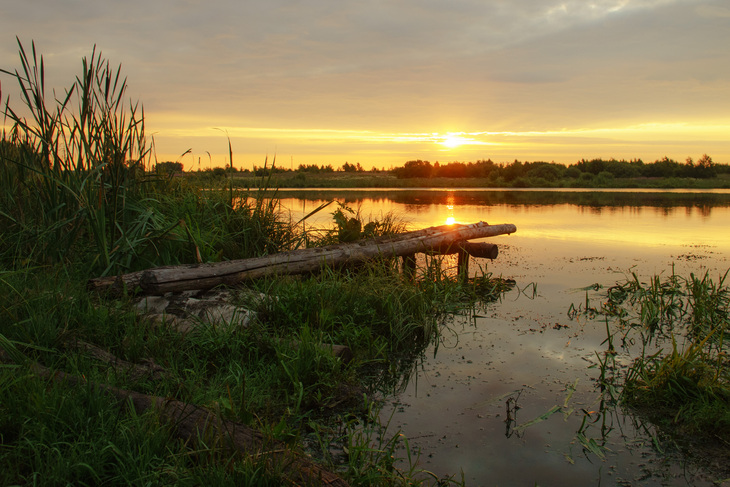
[[1, 0, 728, 166]]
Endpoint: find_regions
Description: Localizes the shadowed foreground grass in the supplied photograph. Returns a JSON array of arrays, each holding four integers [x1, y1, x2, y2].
[[0, 256, 509, 486]]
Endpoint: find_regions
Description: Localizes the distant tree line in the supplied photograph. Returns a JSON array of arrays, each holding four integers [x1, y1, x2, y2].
[[161, 153, 726, 183], [391, 155, 726, 181], [229, 161, 373, 177], [296, 163, 335, 173], [266, 161, 366, 174]]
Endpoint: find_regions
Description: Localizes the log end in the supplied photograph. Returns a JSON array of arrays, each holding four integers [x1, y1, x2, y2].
[[462, 241, 499, 259]]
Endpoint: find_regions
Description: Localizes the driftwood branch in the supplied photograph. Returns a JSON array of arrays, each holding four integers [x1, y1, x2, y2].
[[0, 352, 349, 487], [88, 221, 515, 296]]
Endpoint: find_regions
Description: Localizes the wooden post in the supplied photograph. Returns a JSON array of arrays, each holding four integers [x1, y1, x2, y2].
[[457, 248, 469, 281], [402, 253, 416, 280]]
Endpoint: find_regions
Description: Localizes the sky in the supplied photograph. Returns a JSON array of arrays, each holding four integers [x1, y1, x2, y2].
[[1, 0, 729, 170]]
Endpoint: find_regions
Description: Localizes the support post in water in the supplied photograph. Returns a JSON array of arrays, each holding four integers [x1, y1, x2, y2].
[[402, 253, 417, 279], [457, 247, 469, 281]]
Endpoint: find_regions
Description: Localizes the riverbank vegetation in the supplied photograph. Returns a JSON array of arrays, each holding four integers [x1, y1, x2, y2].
[[0, 41, 510, 485]]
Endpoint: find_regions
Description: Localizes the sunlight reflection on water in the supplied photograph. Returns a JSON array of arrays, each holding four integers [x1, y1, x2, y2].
[[279, 189, 730, 486], [279, 189, 730, 249]]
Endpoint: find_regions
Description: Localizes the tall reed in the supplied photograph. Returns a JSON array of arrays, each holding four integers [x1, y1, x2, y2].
[[1, 40, 298, 275], [1, 39, 150, 273]]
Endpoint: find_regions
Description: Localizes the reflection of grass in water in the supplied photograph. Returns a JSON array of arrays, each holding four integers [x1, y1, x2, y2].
[[594, 269, 730, 473]]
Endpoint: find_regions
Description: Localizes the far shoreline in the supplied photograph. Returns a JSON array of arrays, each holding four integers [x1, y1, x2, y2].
[[185, 170, 730, 191], [271, 186, 730, 194]]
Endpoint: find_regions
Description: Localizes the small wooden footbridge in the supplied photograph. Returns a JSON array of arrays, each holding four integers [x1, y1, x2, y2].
[[88, 221, 516, 296]]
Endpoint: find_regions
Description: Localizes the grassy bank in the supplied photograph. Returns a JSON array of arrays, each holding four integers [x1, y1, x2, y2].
[[0, 260, 507, 485], [0, 41, 509, 485]]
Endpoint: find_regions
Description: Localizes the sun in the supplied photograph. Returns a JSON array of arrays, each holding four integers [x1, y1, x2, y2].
[[445, 217, 456, 225], [440, 134, 467, 148]]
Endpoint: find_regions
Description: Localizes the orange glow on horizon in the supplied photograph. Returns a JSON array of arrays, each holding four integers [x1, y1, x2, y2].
[[133, 116, 730, 170]]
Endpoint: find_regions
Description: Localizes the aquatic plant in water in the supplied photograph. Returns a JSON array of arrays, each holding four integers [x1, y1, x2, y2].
[[594, 269, 730, 470]]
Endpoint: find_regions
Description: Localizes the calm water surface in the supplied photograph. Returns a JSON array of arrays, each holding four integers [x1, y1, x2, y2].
[[279, 189, 730, 486]]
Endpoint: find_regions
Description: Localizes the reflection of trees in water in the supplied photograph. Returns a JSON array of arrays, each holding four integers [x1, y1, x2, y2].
[[695, 204, 713, 218], [391, 191, 730, 211], [281, 190, 730, 215]]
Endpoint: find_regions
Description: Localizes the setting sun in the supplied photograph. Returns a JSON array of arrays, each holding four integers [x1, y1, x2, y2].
[[445, 217, 456, 225], [440, 134, 468, 149]]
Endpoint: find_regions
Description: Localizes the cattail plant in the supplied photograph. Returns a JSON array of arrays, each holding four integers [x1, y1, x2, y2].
[[1, 38, 151, 273]]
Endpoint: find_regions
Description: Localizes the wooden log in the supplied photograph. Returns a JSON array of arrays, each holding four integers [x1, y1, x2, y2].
[[89, 221, 516, 296], [87, 269, 146, 295], [0, 352, 349, 487], [430, 241, 499, 259], [463, 241, 499, 259]]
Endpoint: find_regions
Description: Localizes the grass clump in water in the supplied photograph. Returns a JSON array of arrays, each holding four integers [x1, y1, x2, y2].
[[599, 269, 730, 453]]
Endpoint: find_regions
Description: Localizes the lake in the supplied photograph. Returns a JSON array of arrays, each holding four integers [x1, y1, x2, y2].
[[277, 188, 730, 486]]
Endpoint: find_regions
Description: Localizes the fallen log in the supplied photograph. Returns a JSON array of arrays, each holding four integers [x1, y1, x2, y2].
[[430, 241, 499, 259], [88, 221, 515, 296], [0, 352, 349, 487]]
